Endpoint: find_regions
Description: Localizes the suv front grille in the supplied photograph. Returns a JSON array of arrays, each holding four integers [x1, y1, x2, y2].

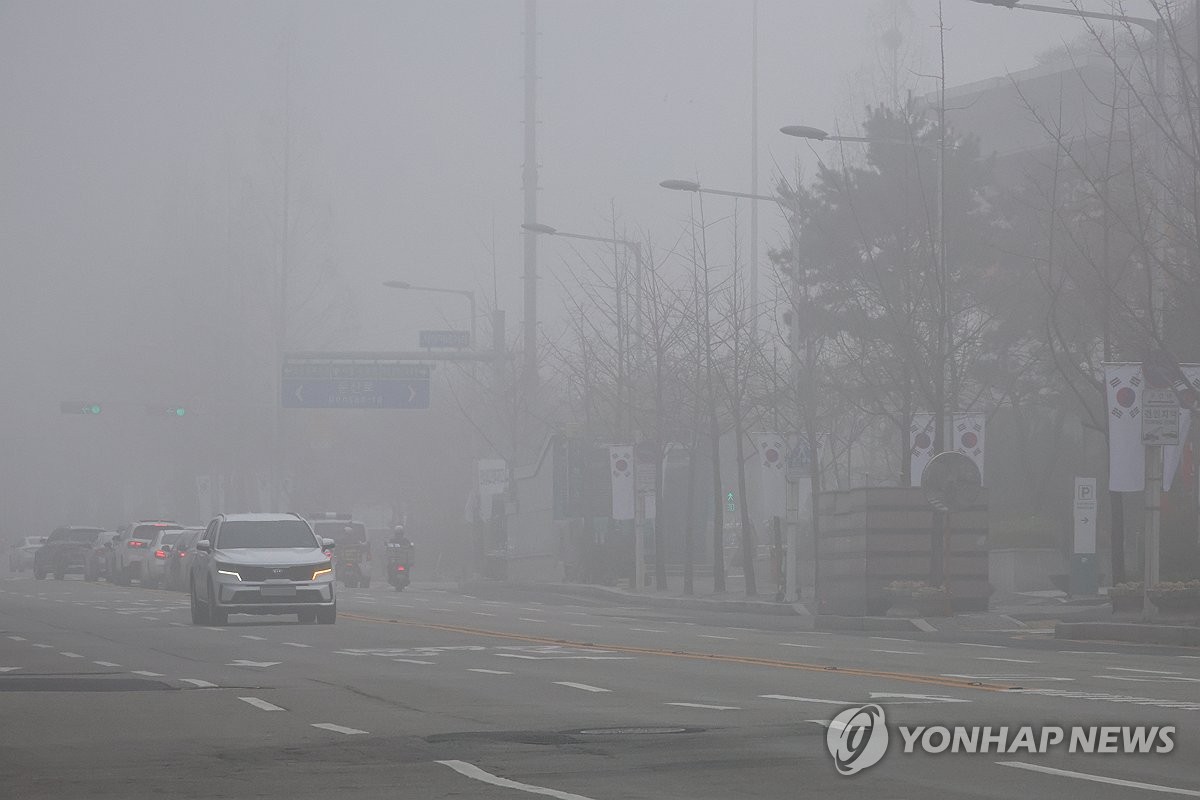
[[230, 564, 324, 582]]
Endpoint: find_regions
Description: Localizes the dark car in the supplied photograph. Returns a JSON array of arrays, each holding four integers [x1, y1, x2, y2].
[[165, 527, 204, 591], [84, 531, 121, 582], [34, 526, 105, 580]]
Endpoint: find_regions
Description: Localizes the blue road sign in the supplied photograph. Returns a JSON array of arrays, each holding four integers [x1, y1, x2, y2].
[[281, 378, 430, 409]]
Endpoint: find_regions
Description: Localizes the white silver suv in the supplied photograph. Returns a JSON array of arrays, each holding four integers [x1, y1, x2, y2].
[[189, 513, 336, 626]]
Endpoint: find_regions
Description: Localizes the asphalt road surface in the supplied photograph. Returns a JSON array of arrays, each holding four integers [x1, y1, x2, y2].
[[1, 571, 1198, 799]]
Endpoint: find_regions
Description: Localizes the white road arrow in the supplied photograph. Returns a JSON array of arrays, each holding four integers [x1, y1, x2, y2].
[[295, 385, 305, 403], [226, 660, 281, 668]]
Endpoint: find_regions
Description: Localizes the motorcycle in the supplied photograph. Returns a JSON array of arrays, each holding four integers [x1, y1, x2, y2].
[[386, 542, 412, 591]]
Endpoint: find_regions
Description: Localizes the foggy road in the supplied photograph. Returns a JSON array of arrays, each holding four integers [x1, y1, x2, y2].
[[2, 575, 1197, 799]]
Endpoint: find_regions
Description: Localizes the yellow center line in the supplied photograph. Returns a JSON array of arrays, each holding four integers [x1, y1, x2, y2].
[[338, 611, 1009, 693]]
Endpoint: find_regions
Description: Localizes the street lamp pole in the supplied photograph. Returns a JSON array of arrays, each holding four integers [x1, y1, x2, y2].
[[660, 179, 805, 602], [522, 221, 646, 591], [967, 0, 1167, 618]]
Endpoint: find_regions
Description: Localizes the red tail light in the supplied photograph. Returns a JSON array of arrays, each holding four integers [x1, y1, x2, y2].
[[395, 565, 406, 572], [177, 551, 186, 558], [154, 550, 166, 559], [127, 540, 145, 548]]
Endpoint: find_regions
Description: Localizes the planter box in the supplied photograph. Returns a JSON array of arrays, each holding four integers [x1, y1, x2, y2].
[[1148, 592, 1200, 615]]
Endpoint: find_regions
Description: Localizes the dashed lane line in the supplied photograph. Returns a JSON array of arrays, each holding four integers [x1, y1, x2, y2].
[[569, 623, 603, 628], [553, 681, 611, 693], [871, 649, 923, 655], [761, 695, 850, 705], [239, 696, 285, 712], [393, 658, 435, 665], [997, 761, 1200, 797], [1108, 667, 1182, 675], [31, 644, 52, 649], [697, 635, 737, 640], [472, 612, 498, 617], [976, 657, 1039, 664], [436, 760, 595, 800], [629, 628, 666, 634], [518, 618, 547, 623], [957, 643, 1006, 649], [59, 652, 84, 659], [6, 636, 25, 641], [778, 642, 822, 649], [665, 702, 740, 710], [241, 635, 266, 641], [93, 661, 120, 667], [311, 723, 368, 735], [180, 679, 217, 688], [281, 642, 311, 648], [131, 670, 164, 677], [467, 669, 512, 675]]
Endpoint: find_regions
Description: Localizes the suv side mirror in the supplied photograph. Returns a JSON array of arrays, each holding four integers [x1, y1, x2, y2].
[[195, 540, 211, 553]]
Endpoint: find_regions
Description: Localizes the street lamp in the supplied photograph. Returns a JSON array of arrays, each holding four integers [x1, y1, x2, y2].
[[782, 121, 949, 458], [660, 177, 806, 602], [967, 0, 1167, 620], [382, 280, 477, 348]]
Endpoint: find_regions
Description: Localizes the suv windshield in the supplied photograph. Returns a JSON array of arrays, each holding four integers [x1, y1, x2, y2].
[[216, 520, 318, 549], [159, 531, 183, 547]]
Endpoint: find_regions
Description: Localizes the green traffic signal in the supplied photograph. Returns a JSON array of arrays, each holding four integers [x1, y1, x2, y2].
[[88, 405, 102, 415], [173, 407, 185, 417]]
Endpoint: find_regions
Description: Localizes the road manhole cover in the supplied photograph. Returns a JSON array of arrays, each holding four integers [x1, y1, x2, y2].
[[574, 726, 692, 736]]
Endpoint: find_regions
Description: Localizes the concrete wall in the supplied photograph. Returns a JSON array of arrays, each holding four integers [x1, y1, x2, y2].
[[989, 547, 1067, 594]]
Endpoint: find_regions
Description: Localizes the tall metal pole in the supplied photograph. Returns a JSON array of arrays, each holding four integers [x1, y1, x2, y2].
[[750, 0, 759, 341], [521, 0, 539, 393]]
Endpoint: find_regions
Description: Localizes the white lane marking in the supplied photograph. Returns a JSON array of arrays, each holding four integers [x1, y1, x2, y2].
[[393, 658, 435, 665], [870, 649, 922, 655], [496, 654, 538, 660], [93, 661, 120, 667], [760, 694, 848, 705], [169, 622, 185, 627], [1008, 687, 1200, 711], [203, 627, 227, 632], [553, 681, 610, 693], [1094, 675, 1200, 683], [778, 642, 822, 648], [429, 608, 452, 612], [467, 669, 513, 675], [569, 623, 603, 628], [1060, 651, 1120, 655], [437, 759, 595, 800], [997, 761, 1200, 796], [869, 692, 970, 704], [131, 670, 163, 677], [31, 644, 52, 648], [180, 679, 217, 688], [1109, 667, 1182, 675], [142, 617, 159, 621], [807, 718, 846, 731], [943, 674, 1074, 682], [871, 637, 909, 642], [665, 702, 740, 710], [518, 618, 547, 623], [227, 660, 281, 668], [472, 612, 497, 617], [59, 652, 84, 658], [311, 723, 368, 735], [958, 643, 1006, 649], [241, 635, 266, 641], [281, 642, 311, 648], [519, 607, 543, 612], [238, 696, 285, 712], [6, 636, 26, 641], [480, 600, 507, 606], [976, 657, 1039, 664], [0, 667, 21, 672], [697, 634, 737, 640], [1179, 655, 1200, 660], [629, 628, 666, 633]]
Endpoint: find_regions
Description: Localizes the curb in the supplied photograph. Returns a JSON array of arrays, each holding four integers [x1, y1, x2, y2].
[[1055, 621, 1200, 647]]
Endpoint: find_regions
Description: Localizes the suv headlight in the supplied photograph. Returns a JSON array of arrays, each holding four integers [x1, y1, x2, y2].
[[215, 563, 242, 581], [311, 564, 333, 580]]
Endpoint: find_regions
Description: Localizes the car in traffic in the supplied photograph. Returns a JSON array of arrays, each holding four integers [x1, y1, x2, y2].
[[83, 531, 121, 582], [8, 536, 47, 572], [111, 521, 182, 585], [165, 527, 205, 591], [33, 526, 105, 580], [141, 527, 189, 588], [189, 513, 336, 625]]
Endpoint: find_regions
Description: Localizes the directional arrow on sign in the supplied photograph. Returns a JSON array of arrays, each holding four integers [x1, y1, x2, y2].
[[226, 660, 281, 668]]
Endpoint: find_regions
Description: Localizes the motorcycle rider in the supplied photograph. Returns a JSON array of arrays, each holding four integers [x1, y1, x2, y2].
[[387, 524, 414, 589]]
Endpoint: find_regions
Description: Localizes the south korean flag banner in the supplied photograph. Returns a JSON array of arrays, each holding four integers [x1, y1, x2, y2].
[[953, 413, 986, 484], [1105, 363, 1145, 492], [753, 432, 787, 520], [909, 413, 937, 487]]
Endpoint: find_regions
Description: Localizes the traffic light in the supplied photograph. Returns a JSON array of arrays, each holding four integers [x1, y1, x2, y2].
[[60, 401, 103, 415], [146, 405, 187, 417]]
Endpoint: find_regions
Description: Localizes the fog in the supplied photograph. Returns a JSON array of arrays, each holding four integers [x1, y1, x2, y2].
[[0, 0, 1121, 565]]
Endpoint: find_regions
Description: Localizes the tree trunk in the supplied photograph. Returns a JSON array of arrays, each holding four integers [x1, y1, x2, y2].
[[735, 422, 757, 596], [710, 384, 725, 593], [1110, 490, 1126, 585], [683, 441, 697, 595]]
